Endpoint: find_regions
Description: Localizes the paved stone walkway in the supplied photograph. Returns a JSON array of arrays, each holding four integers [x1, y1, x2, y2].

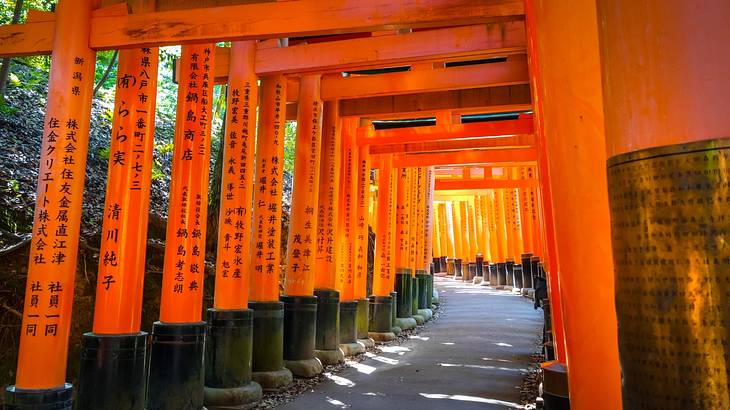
[[280, 277, 543, 409]]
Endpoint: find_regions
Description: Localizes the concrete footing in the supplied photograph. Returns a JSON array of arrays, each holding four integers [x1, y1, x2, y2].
[[204, 382, 262, 410], [314, 348, 345, 366], [473, 276, 483, 285], [417, 309, 433, 321], [251, 368, 292, 391], [412, 314, 425, 325], [391, 326, 402, 335], [339, 342, 365, 356], [368, 331, 396, 343], [284, 358, 323, 378], [357, 338, 375, 348], [395, 317, 417, 330]]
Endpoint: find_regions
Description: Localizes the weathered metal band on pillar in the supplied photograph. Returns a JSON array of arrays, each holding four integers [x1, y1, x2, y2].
[[607, 138, 730, 409]]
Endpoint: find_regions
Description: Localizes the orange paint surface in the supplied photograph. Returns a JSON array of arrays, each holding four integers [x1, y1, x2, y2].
[[15, 0, 96, 390], [338, 117, 358, 301], [527, 0, 621, 406], [159, 44, 215, 323], [354, 142, 371, 300], [314, 101, 341, 291], [372, 155, 394, 296], [93, 47, 158, 333], [249, 75, 287, 302], [423, 167, 435, 267], [213, 41, 258, 309], [394, 168, 411, 269], [284, 75, 322, 297]]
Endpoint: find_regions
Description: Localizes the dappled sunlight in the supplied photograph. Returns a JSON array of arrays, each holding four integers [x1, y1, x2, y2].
[[324, 372, 356, 387], [325, 396, 350, 408], [364, 352, 400, 365], [345, 360, 376, 375], [380, 345, 412, 355], [482, 357, 514, 363], [495, 342, 513, 347], [409, 335, 430, 341], [419, 393, 523, 408], [441, 342, 455, 345]]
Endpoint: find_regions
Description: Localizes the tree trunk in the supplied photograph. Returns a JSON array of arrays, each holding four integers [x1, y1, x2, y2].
[[0, 0, 25, 101]]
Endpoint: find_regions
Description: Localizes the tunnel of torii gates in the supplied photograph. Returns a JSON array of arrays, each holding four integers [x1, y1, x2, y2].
[[0, 0, 729, 409]]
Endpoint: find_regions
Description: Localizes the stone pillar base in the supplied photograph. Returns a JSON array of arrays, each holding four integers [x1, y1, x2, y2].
[[314, 348, 345, 366], [251, 368, 293, 391], [204, 382, 262, 410], [284, 358, 323, 379], [339, 342, 365, 356], [412, 314, 425, 325], [368, 332, 396, 343], [395, 317, 417, 330], [357, 338, 375, 349], [417, 308, 433, 321]]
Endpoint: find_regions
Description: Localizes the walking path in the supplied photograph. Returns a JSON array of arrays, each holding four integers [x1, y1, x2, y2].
[[280, 277, 543, 409]]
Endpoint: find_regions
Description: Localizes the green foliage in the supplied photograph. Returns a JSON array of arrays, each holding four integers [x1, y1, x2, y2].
[[284, 121, 297, 174]]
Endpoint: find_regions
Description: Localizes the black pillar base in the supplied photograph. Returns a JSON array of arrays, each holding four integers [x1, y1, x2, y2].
[[368, 295, 393, 333], [411, 274, 420, 315], [339, 301, 358, 344], [506, 259, 515, 286], [282, 295, 322, 377], [446, 258, 455, 276], [497, 262, 507, 286], [432, 257, 441, 274], [249, 301, 292, 390], [4, 383, 72, 410], [395, 271, 413, 318], [417, 275, 429, 310], [389, 291, 398, 328], [356, 298, 370, 340], [475, 255, 484, 277], [314, 289, 340, 351], [521, 253, 534, 289], [76, 332, 147, 410], [454, 258, 463, 277], [514, 265, 524, 288], [531, 256, 541, 286], [204, 308, 261, 409], [146, 322, 206, 410], [440, 256, 447, 273], [425, 274, 433, 308]]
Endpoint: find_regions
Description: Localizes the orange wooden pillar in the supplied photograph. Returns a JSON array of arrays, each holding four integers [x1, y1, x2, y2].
[[408, 169, 421, 276], [597, 1, 730, 407], [6, 1, 96, 406], [442, 203, 455, 260], [369, 154, 395, 340], [354, 137, 372, 343], [146, 44, 215, 409], [248, 75, 292, 388], [394, 167, 415, 322], [337, 116, 364, 354], [419, 167, 435, 311], [437, 203, 450, 261], [458, 201, 470, 262], [451, 201, 464, 275], [204, 41, 262, 407], [431, 204, 442, 261], [282, 74, 325, 375], [493, 189, 509, 263], [75, 45, 158, 409], [518, 167, 534, 254], [485, 191, 500, 263], [526, 0, 620, 406]]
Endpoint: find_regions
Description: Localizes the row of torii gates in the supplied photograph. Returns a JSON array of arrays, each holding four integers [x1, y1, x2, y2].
[[2, 0, 729, 409]]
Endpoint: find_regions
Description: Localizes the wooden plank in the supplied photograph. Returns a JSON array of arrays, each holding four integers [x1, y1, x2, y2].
[[389, 148, 537, 167], [321, 54, 527, 100], [0, 21, 55, 57], [89, 0, 524, 49], [435, 178, 538, 190], [369, 134, 535, 154], [339, 84, 532, 118], [256, 22, 525, 75], [359, 117, 534, 146]]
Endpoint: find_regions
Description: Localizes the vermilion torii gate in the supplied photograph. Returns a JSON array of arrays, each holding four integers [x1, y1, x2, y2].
[[4, 0, 729, 409]]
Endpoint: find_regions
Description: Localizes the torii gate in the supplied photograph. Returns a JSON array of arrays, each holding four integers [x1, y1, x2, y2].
[[8, 0, 727, 409]]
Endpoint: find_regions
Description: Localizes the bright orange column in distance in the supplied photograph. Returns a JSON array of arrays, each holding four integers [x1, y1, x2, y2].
[[451, 201, 463, 262], [159, 44, 215, 323], [372, 154, 394, 296], [93, 46, 158, 333], [213, 41, 258, 309], [315, 101, 341, 291], [15, 0, 96, 390], [394, 167, 411, 269], [387, 167, 398, 290], [339, 115, 358, 301], [249, 75, 286, 302], [353, 140, 370, 300], [284, 74, 322, 297], [422, 167, 435, 268], [458, 201, 469, 262]]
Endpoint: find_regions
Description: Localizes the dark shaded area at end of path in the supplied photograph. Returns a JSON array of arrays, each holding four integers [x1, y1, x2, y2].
[[280, 277, 543, 409]]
